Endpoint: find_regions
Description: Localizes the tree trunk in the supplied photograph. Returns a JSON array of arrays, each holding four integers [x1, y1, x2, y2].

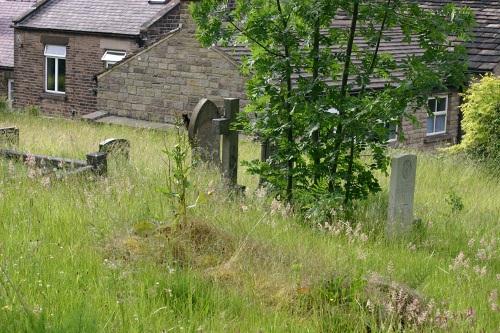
[[276, 0, 294, 202], [329, 0, 360, 192], [311, 16, 321, 183]]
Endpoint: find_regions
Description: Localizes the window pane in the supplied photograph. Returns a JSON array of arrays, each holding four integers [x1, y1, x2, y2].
[[427, 98, 436, 113], [46, 57, 56, 91], [44, 45, 66, 58], [427, 116, 435, 134], [437, 97, 447, 112], [435, 114, 446, 133], [58, 59, 66, 92]]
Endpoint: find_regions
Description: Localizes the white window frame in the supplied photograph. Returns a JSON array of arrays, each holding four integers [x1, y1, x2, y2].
[[101, 50, 127, 69], [426, 95, 448, 136], [7, 79, 14, 101], [44, 45, 66, 94]]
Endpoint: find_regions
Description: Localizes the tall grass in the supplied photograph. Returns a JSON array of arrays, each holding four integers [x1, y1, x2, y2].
[[0, 111, 498, 332]]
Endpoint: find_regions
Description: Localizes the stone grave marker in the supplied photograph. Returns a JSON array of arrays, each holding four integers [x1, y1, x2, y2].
[[213, 98, 239, 187], [99, 138, 130, 161], [188, 99, 221, 165], [0, 127, 19, 147], [386, 154, 417, 237], [87, 152, 108, 176]]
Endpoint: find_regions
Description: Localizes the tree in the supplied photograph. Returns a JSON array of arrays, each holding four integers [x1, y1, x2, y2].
[[457, 74, 500, 164], [191, 0, 473, 208]]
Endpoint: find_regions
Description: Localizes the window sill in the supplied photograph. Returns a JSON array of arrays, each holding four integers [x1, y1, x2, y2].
[[41, 92, 67, 101], [424, 133, 452, 144]]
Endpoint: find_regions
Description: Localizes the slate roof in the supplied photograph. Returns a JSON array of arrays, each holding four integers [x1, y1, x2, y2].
[[0, 0, 35, 68], [220, 0, 500, 89], [419, 0, 500, 73], [13, 0, 179, 37]]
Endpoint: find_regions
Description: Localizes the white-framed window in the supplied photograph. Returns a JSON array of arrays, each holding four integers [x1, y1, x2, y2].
[[101, 50, 126, 69], [7, 79, 14, 101], [426, 95, 448, 136], [44, 44, 66, 94]]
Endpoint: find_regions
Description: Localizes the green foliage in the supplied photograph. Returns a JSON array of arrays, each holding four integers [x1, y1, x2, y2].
[[192, 0, 473, 210], [445, 190, 464, 214], [0, 97, 7, 111], [26, 105, 41, 117], [162, 123, 192, 227], [458, 74, 500, 163]]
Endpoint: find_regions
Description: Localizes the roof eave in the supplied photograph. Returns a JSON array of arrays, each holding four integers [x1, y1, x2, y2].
[[12, 25, 140, 39]]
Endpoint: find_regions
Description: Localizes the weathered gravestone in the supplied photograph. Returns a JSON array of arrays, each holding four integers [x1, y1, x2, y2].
[[99, 138, 130, 161], [386, 154, 417, 237], [188, 99, 221, 165], [86, 152, 108, 176], [0, 127, 19, 147], [213, 98, 240, 187]]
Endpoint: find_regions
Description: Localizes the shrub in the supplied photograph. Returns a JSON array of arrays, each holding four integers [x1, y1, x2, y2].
[[0, 97, 7, 111], [459, 74, 500, 163]]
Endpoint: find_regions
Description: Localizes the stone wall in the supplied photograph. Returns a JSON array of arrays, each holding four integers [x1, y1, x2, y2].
[[395, 91, 461, 148], [97, 14, 246, 123], [13, 30, 139, 116]]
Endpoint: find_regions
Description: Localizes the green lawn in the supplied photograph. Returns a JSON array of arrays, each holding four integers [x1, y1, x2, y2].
[[0, 112, 498, 332]]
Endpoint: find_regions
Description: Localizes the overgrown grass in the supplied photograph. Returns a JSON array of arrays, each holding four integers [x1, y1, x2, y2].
[[1, 111, 498, 332]]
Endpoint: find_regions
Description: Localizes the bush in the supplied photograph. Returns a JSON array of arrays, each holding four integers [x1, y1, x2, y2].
[[459, 74, 500, 163], [0, 97, 7, 111]]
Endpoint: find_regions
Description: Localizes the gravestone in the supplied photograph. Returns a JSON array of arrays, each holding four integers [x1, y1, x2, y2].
[[188, 99, 221, 165], [0, 127, 19, 147], [99, 138, 130, 161], [86, 152, 108, 176], [213, 98, 239, 187], [386, 154, 417, 237]]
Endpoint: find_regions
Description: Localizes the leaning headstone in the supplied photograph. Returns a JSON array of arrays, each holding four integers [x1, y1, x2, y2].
[[188, 99, 221, 165], [99, 138, 130, 161], [213, 98, 239, 187], [386, 154, 417, 237], [0, 127, 19, 148]]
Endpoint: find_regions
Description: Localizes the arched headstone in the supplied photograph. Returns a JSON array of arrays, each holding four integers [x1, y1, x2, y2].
[[188, 99, 221, 165], [99, 138, 130, 161]]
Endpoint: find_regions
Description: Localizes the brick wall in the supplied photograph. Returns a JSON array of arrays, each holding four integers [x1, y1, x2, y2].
[[97, 7, 246, 123], [394, 91, 461, 148], [13, 30, 139, 117], [145, 4, 181, 45]]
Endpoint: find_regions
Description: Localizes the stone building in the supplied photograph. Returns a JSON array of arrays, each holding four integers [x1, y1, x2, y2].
[[10, 0, 500, 148], [0, 0, 35, 102], [11, 0, 182, 116], [96, 1, 246, 123], [97, 0, 499, 148]]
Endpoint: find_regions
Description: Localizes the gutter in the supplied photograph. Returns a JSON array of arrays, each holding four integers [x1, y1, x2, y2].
[[12, 26, 139, 40]]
